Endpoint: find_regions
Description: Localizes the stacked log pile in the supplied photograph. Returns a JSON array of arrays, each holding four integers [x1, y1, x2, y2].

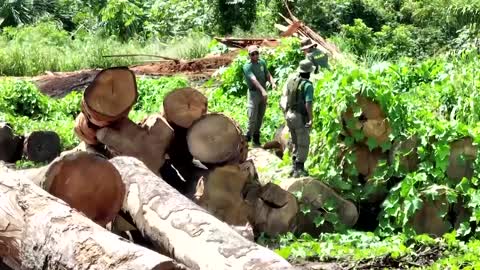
[[1, 68, 298, 269], [335, 94, 476, 236]]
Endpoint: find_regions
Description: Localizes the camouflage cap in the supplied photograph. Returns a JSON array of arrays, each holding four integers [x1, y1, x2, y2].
[[248, 45, 259, 54], [298, 59, 315, 73], [300, 38, 316, 50]]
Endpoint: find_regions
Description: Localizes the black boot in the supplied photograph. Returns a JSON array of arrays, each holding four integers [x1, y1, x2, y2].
[[245, 133, 252, 142], [293, 162, 308, 178], [253, 133, 261, 147], [289, 156, 296, 177]]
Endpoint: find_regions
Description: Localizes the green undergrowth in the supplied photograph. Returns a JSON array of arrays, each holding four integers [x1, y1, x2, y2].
[[267, 230, 480, 269]]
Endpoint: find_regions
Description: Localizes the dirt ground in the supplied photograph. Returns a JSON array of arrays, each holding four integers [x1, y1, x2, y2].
[[28, 51, 238, 97]]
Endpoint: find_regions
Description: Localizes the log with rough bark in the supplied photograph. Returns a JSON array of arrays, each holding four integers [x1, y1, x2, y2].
[[74, 112, 98, 145], [0, 123, 23, 163], [97, 114, 174, 174], [23, 131, 61, 163], [82, 67, 138, 127], [0, 169, 185, 270], [187, 113, 245, 166], [109, 156, 295, 270], [194, 163, 253, 226], [163, 87, 208, 129], [10, 151, 125, 227], [279, 177, 359, 235]]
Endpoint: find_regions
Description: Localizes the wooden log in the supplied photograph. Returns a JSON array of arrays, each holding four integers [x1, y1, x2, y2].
[[163, 87, 208, 129], [195, 163, 253, 226], [97, 114, 174, 174], [447, 137, 478, 182], [82, 67, 138, 127], [109, 156, 295, 270], [280, 177, 359, 229], [74, 112, 98, 145], [0, 123, 23, 163], [23, 131, 61, 163], [263, 124, 291, 159], [0, 171, 183, 270], [409, 195, 451, 237], [11, 151, 125, 227], [247, 182, 299, 237], [187, 113, 244, 165]]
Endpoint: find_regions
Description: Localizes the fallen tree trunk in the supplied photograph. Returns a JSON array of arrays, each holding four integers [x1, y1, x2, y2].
[[9, 151, 125, 227], [163, 87, 208, 129], [187, 113, 245, 166], [82, 67, 138, 127], [0, 170, 184, 270], [109, 156, 295, 270], [23, 131, 61, 163], [97, 114, 174, 174], [0, 123, 23, 163]]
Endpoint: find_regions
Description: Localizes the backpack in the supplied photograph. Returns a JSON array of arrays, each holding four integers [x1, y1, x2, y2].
[[285, 75, 307, 114]]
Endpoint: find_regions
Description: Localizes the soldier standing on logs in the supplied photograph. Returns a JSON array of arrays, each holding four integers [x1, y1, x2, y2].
[[300, 38, 329, 73], [280, 60, 315, 177], [243, 45, 276, 146]]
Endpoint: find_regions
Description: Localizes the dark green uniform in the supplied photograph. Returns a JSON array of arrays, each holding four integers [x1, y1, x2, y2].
[[243, 59, 269, 139], [307, 48, 329, 73], [284, 75, 314, 163]]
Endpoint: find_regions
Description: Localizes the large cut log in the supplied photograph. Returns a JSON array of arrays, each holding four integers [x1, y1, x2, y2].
[[187, 113, 245, 165], [0, 123, 23, 163], [109, 156, 295, 270], [195, 163, 253, 226], [0, 170, 184, 270], [279, 177, 359, 235], [389, 136, 419, 173], [263, 124, 291, 159], [409, 194, 451, 237], [10, 151, 125, 227], [82, 67, 138, 127], [163, 87, 208, 129], [23, 131, 61, 163], [97, 114, 174, 174]]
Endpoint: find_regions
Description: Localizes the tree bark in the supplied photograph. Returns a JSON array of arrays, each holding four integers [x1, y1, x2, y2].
[[0, 123, 23, 163], [82, 67, 138, 127], [10, 151, 125, 227], [0, 170, 184, 270], [109, 156, 295, 270], [97, 114, 174, 174], [187, 113, 244, 165], [23, 131, 61, 163], [163, 87, 208, 129], [74, 112, 98, 145]]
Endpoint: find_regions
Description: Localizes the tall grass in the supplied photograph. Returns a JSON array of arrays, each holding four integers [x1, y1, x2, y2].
[[0, 21, 212, 76]]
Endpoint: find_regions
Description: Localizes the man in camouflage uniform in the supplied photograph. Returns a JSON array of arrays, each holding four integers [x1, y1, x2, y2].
[[243, 45, 276, 146], [301, 38, 329, 73], [280, 60, 315, 177]]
